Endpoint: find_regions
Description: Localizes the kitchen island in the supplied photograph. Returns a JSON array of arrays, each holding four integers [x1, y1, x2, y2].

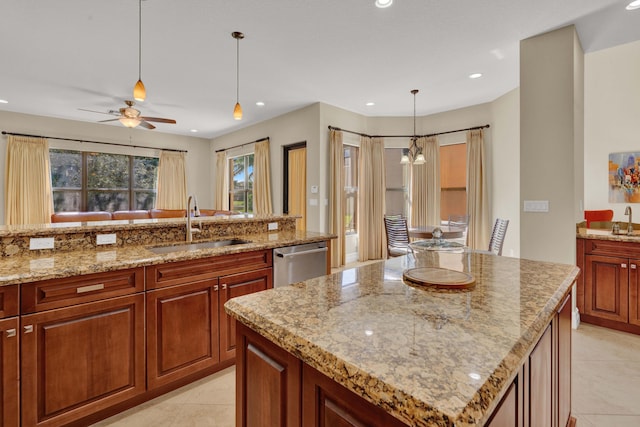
[[225, 250, 579, 426]]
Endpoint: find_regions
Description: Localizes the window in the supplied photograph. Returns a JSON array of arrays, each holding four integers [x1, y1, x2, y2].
[[50, 149, 159, 212], [384, 148, 409, 216], [229, 153, 254, 213], [344, 145, 358, 234], [440, 143, 467, 221]]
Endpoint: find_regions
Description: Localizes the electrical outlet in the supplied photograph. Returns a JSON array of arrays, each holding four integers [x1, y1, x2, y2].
[[30, 237, 54, 250], [97, 233, 117, 245], [268, 222, 278, 231]]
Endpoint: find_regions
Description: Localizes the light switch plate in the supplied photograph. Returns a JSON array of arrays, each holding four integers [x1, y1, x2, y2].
[[97, 233, 117, 245], [309, 198, 318, 206], [268, 222, 278, 231], [30, 237, 54, 250], [524, 200, 549, 212]]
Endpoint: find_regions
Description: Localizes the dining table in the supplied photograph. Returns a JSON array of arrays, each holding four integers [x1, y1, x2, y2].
[[408, 225, 464, 239]]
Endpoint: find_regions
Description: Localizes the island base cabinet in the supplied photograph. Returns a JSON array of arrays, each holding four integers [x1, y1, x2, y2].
[[20, 294, 145, 427], [0, 317, 19, 427]]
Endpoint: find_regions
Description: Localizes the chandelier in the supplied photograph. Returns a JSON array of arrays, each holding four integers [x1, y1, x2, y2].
[[400, 89, 425, 165]]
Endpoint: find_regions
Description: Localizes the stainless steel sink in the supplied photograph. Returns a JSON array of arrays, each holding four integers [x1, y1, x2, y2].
[[148, 239, 251, 254]]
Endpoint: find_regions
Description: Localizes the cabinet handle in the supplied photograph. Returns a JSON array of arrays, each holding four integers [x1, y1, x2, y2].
[[222, 284, 227, 290], [622, 263, 628, 268], [632, 264, 637, 269], [24, 325, 33, 334], [76, 283, 105, 293], [214, 285, 219, 291], [6, 329, 16, 338]]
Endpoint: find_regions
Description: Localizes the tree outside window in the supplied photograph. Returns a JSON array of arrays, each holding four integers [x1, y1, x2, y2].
[[229, 154, 254, 213]]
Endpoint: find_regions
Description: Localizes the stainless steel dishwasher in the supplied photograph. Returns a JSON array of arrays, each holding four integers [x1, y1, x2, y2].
[[273, 241, 328, 287]]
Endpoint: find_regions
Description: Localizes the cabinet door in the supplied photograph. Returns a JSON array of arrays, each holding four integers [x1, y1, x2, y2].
[[529, 325, 553, 427], [0, 317, 19, 427], [21, 294, 145, 427], [584, 254, 629, 322], [219, 268, 272, 362], [146, 279, 220, 389], [487, 382, 517, 427], [630, 259, 640, 327], [557, 295, 572, 427]]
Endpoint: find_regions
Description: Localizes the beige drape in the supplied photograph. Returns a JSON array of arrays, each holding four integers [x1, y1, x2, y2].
[[155, 151, 187, 209], [466, 129, 490, 249], [357, 136, 386, 261], [288, 148, 306, 231], [215, 151, 229, 210], [253, 139, 273, 215], [4, 135, 53, 225], [329, 130, 345, 268], [410, 136, 440, 227]]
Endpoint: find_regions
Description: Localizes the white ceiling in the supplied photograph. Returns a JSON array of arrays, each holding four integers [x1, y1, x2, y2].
[[1, 0, 639, 139]]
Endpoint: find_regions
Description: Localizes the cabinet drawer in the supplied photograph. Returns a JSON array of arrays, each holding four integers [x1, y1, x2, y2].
[[147, 249, 272, 289], [585, 239, 640, 258], [0, 285, 19, 318], [21, 267, 144, 314]]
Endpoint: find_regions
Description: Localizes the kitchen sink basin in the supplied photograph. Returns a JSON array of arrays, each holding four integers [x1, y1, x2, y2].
[[148, 239, 251, 254]]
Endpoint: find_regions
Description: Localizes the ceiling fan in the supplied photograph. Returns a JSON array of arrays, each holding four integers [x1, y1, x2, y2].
[[79, 100, 176, 130]]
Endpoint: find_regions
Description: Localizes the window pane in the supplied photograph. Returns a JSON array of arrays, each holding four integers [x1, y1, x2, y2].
[[247, 154, 254, 190], [246, 190, 253, 213], [231, 157, 246, 191], [384, 148, 408, 217], [134, 191, 156, 210], [133, 156, 158, 190], [344, 146, 358, 234], [440, 143, 467, 221], [53, 191, 81, 212], [50, 150, 81, 189], [87, 153, 129, 189], [232, 191, 246, 212], [87, 191, 129, 211]]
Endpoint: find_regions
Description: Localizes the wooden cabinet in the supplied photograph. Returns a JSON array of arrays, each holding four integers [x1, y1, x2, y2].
[[21, 293, 145, 427], [0, 286, 19, 427], [528, 325, 553, 427], [577, 238, 640, 334]]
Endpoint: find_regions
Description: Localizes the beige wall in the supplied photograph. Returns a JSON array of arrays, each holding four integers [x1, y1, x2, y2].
[[584, 39, 640, 220], [0, 110, 212, 224]]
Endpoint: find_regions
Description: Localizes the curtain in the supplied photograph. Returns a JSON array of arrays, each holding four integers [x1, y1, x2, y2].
[[215, 151, 229, 210], [288, 148, 306, 231], [253, 139, 273, 215], [4, 135, 53, 225], [357, 136, 386, 261], [329, 130, 345, 268], [410, 136, 440, 227], [466, 129, 490, 250], [155, 151, 187, 209]]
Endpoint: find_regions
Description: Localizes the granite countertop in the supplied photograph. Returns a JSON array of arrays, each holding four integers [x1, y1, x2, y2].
[[0, 230, 333, 286], [225, 251, 579, 427], [576, 226, 640, 243]]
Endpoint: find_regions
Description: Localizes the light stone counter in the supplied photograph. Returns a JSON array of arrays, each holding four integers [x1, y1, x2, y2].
[[577, 226, 640, 243], [225, 251, 579, 426]]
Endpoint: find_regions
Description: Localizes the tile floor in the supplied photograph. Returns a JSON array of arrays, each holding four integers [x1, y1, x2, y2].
[[93, 322, 640, 426]]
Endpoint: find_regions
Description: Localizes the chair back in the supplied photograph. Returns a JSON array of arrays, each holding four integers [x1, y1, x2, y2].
[[584, 210, 613, 228], [383, 215, 411, 257], [488, 218, 509, 255], [448, 214, 470, 244]]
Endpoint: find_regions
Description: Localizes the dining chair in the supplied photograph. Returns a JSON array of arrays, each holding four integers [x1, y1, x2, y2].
[[488, 218, 509, 255], [383, 215, 413, 258], [447, 214, 470, 245]]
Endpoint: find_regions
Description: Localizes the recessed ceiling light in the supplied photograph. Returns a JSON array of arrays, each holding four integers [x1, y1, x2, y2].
[[375, 0, 393, 8], [469, 73, 483, 79], [256, 101, 265, 107], [366, 102, 375, 107], [0, 99, 8, 104], [190, 129, 198, 133], [627, 0, 640, 10]]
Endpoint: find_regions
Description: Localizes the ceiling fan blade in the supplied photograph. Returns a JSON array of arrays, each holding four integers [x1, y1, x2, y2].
[[139, 116, 176, 124], [139, 121, 156, 130], [98, 118, 121, 123], [79, 108, 118, 116]]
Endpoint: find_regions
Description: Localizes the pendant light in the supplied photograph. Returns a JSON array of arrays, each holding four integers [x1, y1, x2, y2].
[[133, 0, 146, 102], [232, 31, 244, 120], [401, 89, 425, 165]]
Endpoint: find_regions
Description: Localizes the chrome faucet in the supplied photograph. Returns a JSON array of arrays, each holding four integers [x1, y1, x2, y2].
[[186, 195, 201, 242], [625, 205, 633, 234]]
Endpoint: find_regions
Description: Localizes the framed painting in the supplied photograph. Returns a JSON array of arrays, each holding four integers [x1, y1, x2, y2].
[[609, 151, 640, 202]]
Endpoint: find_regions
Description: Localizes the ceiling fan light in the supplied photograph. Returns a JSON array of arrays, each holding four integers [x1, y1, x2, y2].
[[133, 79, 146, 102], [233, 102, 243, 120], [119, 117, 141, 128]]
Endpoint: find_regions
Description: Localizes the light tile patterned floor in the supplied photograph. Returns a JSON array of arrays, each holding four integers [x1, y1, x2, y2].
[[93, 320, 640, 426]]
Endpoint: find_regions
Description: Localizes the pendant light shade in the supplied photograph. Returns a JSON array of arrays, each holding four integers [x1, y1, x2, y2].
[[134, 0, 146, 102], [232, 31, 244, 120]]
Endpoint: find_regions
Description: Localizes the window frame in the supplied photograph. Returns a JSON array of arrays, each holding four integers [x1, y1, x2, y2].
[[228, 153, 254, 214]]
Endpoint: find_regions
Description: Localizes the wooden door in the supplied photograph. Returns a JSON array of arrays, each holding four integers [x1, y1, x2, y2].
[[219, 268, 272, 362], [284, 144, 307, 231], [529, 325, 553, 427], [630, 258, 640, 326], [584, 254, 629, 323], [0, 317, 19, 427], [21, 294, 145, 427], [146, 279, 220, 389]]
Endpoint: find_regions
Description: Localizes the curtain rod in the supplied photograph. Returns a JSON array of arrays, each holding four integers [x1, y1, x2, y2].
[[215, 136, 269, 153], [1, 131, 187, 153], [327, 124, 490, 139]]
